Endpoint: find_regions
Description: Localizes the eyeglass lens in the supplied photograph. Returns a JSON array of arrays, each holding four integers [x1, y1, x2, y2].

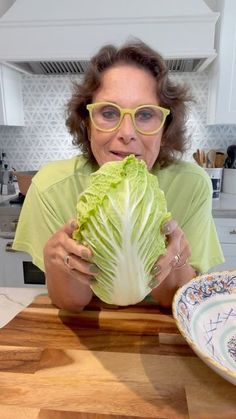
[[91, 103, 165, 133]]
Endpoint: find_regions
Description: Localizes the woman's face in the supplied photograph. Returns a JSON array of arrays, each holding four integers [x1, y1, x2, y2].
[[89, 64, 164, 170]]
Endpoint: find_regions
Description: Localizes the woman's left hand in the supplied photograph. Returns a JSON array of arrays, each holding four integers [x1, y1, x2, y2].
[[149, 219, 196, 306]]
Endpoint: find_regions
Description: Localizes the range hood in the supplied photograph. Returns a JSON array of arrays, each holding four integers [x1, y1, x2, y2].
[[0, 0, 219, 74]]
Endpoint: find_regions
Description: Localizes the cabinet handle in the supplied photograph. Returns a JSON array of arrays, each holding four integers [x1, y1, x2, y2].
[[229, 229, 236, 235]]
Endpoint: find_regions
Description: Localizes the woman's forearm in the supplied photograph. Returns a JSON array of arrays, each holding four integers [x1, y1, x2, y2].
[[46, 269, 93, 312], [150, 263, 196, 308]]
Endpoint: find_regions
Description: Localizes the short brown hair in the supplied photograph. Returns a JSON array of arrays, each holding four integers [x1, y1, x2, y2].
[[66, 40, 192, 168]]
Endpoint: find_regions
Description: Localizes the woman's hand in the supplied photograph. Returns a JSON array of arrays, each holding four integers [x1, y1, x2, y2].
[[150, 219, 196, 307], [43, 219, 99, 311]]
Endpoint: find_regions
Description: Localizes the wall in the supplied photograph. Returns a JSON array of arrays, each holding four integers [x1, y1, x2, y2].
[[0, 71, 236, 171]]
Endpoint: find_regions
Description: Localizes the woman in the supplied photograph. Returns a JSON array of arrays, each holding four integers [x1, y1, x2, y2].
[[13, 40, 224, 310]]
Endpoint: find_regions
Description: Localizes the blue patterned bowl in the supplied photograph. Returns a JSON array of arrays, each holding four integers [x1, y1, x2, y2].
[[172, 270, 236, 385]]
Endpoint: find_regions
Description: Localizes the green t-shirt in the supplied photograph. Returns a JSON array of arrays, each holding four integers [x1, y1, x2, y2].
[[13, 155, 224, 273]]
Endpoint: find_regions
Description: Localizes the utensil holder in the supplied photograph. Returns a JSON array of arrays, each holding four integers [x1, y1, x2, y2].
[[222, 169, 236, 194], [204, 168, 223, 199]]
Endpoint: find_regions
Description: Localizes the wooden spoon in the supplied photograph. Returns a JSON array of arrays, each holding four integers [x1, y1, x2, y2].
[[215, 152, 227, 168], [207, 149, 216, 168], [193, 152, 201, 166], [199, 149, 206, 167]]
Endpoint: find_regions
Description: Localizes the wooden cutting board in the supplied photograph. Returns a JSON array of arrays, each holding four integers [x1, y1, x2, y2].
[[0, 295, 235, 418]]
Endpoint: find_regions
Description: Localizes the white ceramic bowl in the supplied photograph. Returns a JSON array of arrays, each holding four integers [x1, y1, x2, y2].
[[173, 270, 236, 385]]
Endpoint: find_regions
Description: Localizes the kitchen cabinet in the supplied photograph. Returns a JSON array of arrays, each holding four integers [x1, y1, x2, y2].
[[212, 217, 236, 271], [207, 0, 236, 125], [0, 63, 24, 126]]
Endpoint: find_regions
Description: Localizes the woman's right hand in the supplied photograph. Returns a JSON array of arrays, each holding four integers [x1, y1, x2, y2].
[[43, 219, 99, 310]]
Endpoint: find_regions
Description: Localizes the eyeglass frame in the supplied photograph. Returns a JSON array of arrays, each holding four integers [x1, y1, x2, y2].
[[86, 102, 170, 135]]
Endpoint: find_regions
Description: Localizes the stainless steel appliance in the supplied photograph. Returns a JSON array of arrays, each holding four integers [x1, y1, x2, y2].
[[0, 196, 46, 288], [0, 169, 16, 196]]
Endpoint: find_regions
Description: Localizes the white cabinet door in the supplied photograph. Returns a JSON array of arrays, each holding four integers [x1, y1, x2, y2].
[[0, 64, 24, 126], [207, 0, 236, 125], [210, 243, 236, 271], [212, 217, 236, 271]]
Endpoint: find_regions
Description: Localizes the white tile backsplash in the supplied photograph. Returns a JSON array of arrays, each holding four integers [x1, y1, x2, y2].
[[1, 71, 236, 170]]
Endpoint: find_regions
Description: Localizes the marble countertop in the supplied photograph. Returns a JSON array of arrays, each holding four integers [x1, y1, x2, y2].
[[0, 184, 19, 204], [0, 287, 47, 328], [212, 193, 236, 218], [0, 194, 13, 204]]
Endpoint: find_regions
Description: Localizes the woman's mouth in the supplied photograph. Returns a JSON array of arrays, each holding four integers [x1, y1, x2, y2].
[[110, 151, 141, 159]]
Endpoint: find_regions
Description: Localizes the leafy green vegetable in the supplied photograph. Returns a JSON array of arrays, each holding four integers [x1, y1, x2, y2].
[[73, 155, 171, 305]]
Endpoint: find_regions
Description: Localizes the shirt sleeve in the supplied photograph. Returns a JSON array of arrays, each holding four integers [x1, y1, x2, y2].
[[157, 163, 225, 274], [12, 182, 63, 271], [180, 174, 224, 273]]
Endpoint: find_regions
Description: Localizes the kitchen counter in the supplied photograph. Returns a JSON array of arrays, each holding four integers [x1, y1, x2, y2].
[[1, 189, 236, 217], [0, 287, 46, 327], [0, 194, 13, 203], [0, 293, 235, 418], [0, 187, 21, 218], [212, 193, 236, 218], [0, 184, 19, 204]]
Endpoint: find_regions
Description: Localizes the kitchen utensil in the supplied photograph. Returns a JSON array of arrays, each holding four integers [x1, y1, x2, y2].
[[173, 270, 236, 386], [197, 149, 206, 167], [0, 168, 9, 195], [224, 144, 236, 168], [193, 152, 201, 165], [14, 171, 37, 196], [215, 152, 227, 168], [193, 150, 206, 167], [207, 149, 216, 168]]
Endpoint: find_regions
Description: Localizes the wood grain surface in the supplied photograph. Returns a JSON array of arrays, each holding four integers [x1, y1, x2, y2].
[[0, 294, 235, 418]]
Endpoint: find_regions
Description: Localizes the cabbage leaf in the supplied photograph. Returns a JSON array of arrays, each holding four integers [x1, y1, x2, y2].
[[73, 155, 171, 306]]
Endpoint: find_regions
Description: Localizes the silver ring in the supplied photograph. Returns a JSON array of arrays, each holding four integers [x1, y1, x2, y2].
[[64, 254, 72, 269], [171, 253, 181, 267], [174, 260, 188, 270]]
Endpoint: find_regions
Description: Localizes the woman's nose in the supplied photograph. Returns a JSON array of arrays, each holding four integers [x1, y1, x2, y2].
[[117, 113, 136, 142]]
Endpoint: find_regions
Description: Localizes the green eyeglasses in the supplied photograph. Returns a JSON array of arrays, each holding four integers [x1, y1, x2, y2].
[[86, 102, 170, 135]]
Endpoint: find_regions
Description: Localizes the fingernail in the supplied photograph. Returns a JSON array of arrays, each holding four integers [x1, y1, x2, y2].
[[150, 265, 161, 275], [162, 223, 171, 235], [81, 250, 90, 260], [148, 277, 160, 289], [89, 264, 100, 274], [71, 220, 78, 230]]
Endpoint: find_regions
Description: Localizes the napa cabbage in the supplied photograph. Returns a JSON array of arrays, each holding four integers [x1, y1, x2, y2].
[[73, 155, 171, 306]]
